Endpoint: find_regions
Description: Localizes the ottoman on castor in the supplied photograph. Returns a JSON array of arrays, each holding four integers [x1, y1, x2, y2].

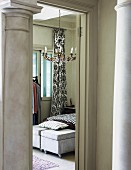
[[41, 129, 75, 157]]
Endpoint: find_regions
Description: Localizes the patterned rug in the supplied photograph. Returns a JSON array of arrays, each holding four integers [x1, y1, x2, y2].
[[33, 155, 59, 170]]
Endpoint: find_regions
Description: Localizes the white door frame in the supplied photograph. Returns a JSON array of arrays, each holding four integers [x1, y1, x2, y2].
[[37, 1, 98, 170]]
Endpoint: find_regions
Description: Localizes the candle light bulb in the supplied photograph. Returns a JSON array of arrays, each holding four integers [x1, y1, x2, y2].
[[70, 47, 73, 54], [45, 46, 47, 53]]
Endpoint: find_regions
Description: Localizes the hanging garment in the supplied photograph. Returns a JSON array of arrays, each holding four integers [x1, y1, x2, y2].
[[33, 82, 37, 113], [32, 82, 41, 125], [36, 84, 41, 117], [32, 85, 34, 114]]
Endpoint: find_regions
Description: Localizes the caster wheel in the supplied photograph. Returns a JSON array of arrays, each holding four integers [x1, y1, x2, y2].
[[44, 150, 47, 154], [58, 154, 62, 158]]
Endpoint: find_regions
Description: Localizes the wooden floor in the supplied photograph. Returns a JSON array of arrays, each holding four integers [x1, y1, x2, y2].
[[33, 149, 75, 170]]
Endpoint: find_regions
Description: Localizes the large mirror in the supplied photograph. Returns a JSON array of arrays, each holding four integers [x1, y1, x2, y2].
[[32, 4, 81, 170], [32, 5, 78, 123]]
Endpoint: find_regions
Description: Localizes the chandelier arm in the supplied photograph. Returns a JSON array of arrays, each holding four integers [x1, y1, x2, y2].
[[43, 53, 76, 63]]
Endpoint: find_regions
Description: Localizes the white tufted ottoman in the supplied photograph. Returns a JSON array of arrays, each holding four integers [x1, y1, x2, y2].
[[41, 129, 75, 157]]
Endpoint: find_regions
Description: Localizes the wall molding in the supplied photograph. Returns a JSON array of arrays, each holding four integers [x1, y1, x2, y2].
[[38, 0, 97, 12], [33, 22, 76, 31], [0, 0, 42, 13], [5, 15, 29, 32]]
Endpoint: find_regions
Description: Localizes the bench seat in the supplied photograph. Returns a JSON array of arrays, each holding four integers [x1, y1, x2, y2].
[[41, 129, 75, 157]]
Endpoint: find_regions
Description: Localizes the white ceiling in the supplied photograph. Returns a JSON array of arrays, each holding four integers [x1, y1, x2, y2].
[[33, 4, 79, 21]]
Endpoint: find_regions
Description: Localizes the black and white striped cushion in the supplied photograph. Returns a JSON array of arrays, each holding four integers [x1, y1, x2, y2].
[[47, 113, 76, 125]]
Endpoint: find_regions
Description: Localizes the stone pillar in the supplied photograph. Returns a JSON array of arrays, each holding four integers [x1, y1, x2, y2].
[[113, 0, 131, 170], [0, 1, 41, 170]]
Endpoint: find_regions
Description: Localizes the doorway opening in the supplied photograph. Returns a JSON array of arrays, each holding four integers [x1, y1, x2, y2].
[[32, 3, 83, 170]]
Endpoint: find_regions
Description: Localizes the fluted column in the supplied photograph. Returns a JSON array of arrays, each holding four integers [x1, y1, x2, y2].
[[0, 1, 41, 170], [113, 0, 131, 170]]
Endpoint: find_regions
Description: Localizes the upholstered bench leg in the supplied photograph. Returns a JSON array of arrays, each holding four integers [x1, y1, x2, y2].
[[44, 150, 47, 154], [41, 129, 75, 157], [58, 154, 62, 158]]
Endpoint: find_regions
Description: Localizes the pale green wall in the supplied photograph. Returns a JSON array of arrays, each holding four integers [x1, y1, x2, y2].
[[33, 25, 53, 49], [97, 0, 116, 169], [65, 29, 76, 106]]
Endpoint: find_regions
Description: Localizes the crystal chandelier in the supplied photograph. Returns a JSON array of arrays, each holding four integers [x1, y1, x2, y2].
[[41, 10, 76, 63]]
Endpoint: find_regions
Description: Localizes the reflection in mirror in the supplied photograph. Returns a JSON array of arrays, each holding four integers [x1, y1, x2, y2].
[[33, 6, 78, 122], [32, 4, 81, 170]]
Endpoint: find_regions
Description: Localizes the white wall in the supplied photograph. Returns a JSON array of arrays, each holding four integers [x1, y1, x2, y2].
[[41, 99, 51, 121], [65, 29, 76, 106], [33, 25, 53, 49], [97, 0, 116, 169]]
